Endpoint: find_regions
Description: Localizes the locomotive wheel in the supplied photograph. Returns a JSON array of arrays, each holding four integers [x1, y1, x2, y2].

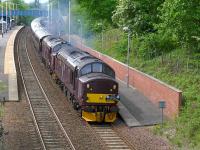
[[66, 92, 71, 101], [73, 102, 77, 110], [60, 84, 64, 91], [55, 79, 59, 84], [80, 109, 83, 117], [64, 88, 67, 97], [70, 94, 73, 103], [73, 102, 79, 110]]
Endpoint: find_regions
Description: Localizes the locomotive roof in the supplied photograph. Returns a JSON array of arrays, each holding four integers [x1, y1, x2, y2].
[[31, 17, 44, 32], [31, 17, 52, 40], [57, 44, 102, 69], [43, 36, 67, 48], [35, 29, 51, 40]]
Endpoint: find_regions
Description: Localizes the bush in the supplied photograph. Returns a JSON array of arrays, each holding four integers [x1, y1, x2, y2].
[[138, 33, 177, 59]]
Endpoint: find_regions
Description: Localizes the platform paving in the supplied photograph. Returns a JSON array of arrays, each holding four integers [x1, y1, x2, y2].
[[0, 26, 22, 101], [118, 80, 163, 127], [0, 30, 14, 100]]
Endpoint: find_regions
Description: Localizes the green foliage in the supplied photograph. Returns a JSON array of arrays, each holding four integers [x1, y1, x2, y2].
[[112, 37, 127, 55], [112, 0, 164, 35], [138, 33, 177, 59], [158, 0, 200, 52], [77, 0, 117, 24]]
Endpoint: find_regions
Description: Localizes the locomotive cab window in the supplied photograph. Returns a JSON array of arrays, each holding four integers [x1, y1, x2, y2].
[[92, 63, 102, 73], [80, 64, 92, 76], [103, 65, 115, 78], [80, 63, 114, 78]]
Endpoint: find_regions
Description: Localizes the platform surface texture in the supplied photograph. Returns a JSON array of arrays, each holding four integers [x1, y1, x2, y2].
[[118, 80, 164, 127], [0, 26, 23, 101]]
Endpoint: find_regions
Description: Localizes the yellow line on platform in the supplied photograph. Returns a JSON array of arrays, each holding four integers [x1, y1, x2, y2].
[[4, 26, 23, 101]]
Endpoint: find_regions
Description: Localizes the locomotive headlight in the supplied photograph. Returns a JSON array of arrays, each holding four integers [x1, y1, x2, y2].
[[113, 85, 117, 90], [87, 84, 90, 88], [116, 95, 120, 100], [106, 95, 110, 100]]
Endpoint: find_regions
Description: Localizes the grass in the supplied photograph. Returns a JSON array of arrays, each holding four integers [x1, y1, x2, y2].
[[85, 31, 200, 149]]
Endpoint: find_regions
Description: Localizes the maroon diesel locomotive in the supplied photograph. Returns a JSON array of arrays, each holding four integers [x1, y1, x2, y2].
[[31, 17, 120, 122]]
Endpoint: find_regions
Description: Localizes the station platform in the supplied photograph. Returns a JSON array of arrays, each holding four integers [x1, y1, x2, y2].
[[0, 26, 22, 101], [118, 80, 163, 127]]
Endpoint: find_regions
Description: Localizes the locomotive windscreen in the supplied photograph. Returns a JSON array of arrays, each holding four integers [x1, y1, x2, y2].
[[80, 63, 115, 78]]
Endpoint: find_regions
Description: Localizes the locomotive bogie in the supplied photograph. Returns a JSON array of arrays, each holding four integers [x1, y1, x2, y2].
[[81, 104, 118, 122]]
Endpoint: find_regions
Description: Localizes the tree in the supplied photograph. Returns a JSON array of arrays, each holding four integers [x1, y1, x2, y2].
[[158, 0, 200, 52], [112, 0, 164, 35], [76, 0, 117, 25]]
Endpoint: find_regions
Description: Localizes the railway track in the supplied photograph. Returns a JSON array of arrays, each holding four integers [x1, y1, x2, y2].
[[92, 124, 134, 150], [17, 27, 76, 150]]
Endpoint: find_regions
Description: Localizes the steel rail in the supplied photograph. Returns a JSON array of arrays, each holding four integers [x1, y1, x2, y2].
[[17, 28, 76, 150], [17, 28, 47, 150], [24, 30, 76, 150]]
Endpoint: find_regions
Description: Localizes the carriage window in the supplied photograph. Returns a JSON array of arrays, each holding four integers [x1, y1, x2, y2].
[[103, 65, 115, 78], [92, 63, 102, 73], [80, 64, 92, 76]]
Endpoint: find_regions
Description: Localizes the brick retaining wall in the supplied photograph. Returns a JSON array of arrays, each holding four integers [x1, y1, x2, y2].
[[72, 40, 182, 118]]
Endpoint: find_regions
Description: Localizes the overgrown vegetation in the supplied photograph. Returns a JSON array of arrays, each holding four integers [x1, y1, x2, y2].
[[69, 0, 200, 148]]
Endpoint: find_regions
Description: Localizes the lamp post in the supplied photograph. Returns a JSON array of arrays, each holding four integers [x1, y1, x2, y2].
[[14, 3, 18, 25], [5, 1, 7, 32], [68, 0, 71, 43], [57, 0, 60, 36], [47, 2, 50, 30], [123, 26, 131, 88], [77, 19, 82, 48], [57, 0, 60, 12], [12, 3, 14, 22], [97, 22, 103, 50], [50, 2, 52, 26], [15, 4, 19, 25], [1, 4, 4, 37], [9, 2, 11, 29], [2, 1, 19, 30], [15, 3, 17, 24]]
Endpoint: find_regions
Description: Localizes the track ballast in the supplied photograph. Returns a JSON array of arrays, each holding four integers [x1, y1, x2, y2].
[[17, 27, 75, 150]]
